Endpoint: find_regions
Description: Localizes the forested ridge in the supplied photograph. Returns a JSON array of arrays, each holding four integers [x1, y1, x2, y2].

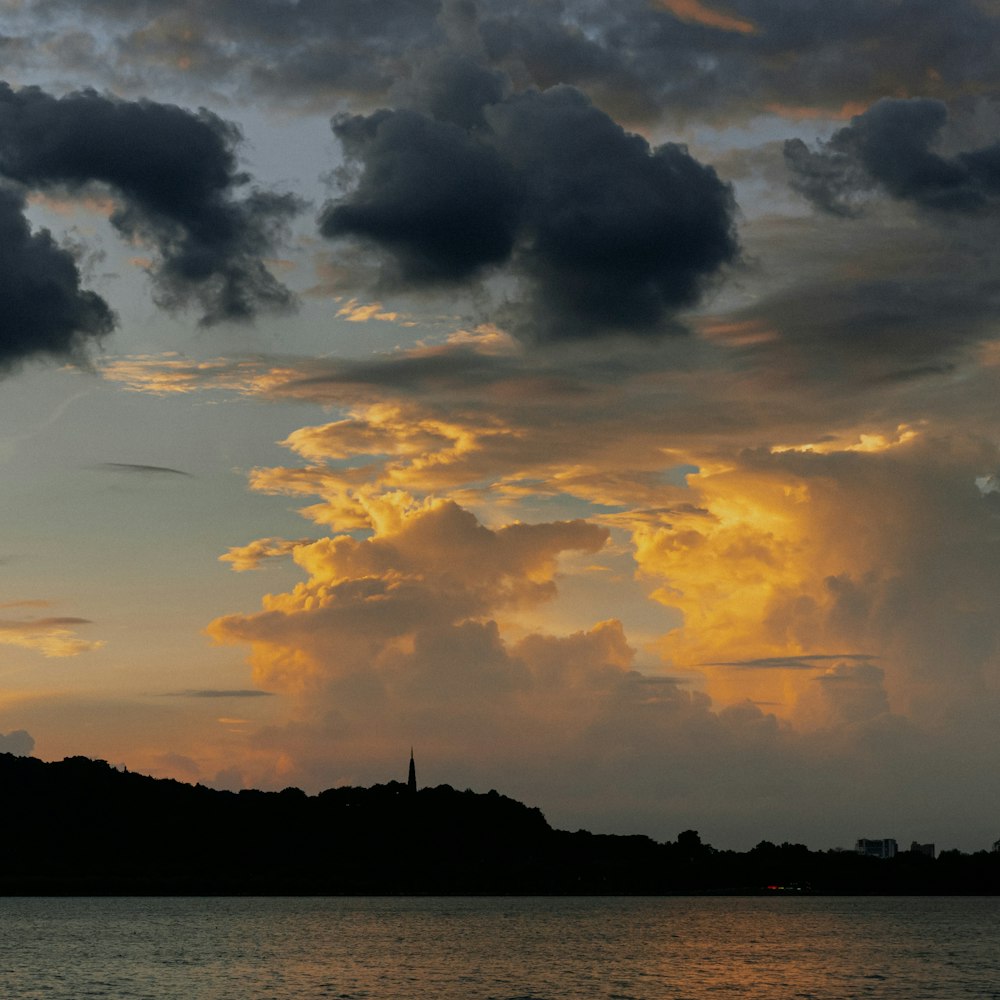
[[1, 754, 997, 895]]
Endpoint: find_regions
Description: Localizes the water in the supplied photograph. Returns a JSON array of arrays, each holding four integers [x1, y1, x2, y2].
[[0, 895, 997, 999]]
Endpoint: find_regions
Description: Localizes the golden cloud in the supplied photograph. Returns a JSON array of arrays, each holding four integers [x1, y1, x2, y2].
[[335, 298, 402, 323], [101, 342, 1000, 742], [220, 537, 314, 572], [0, 616, 103, 657]]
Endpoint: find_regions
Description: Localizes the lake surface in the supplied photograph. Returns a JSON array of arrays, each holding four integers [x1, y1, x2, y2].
[[0, 895, 997, 999]]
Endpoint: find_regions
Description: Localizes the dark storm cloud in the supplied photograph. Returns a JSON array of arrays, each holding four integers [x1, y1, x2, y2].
[[321, 84, 738, 341], [0, 84, 302, 326], [24, 1, 1000, 125], [489, 86, 738, 339], [321, 108, 521, 284], [0, 184, 115, 369], [243, 0, 445, 99], [32, 0, 445, 105], [785, 99, 1000, 216], [400, 54, 508, 130]]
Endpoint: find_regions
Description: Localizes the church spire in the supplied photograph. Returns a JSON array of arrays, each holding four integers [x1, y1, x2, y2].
[[407, 747, 417, 794]]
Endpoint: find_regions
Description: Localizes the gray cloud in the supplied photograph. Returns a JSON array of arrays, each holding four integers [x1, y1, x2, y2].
[[0, 616, 92, 628], [717, 187, 1000, 379], [785, 98, 1000, 216], [736, 268, 1000, 376], [0, 83, 302, 327], [704, 654, 879, 670], [93, 462, 192, 476], [0, 729, 34, 756]]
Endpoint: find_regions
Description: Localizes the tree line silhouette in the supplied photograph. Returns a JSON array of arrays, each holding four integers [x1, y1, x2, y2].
[[1, 753, 997, 894]]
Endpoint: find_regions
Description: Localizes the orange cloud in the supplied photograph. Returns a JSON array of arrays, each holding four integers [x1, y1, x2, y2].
[[104, 335, 1000, 846], [101, 356, 299, 397], [204, 487, 819, 836], [698, 318, 779, 347], [27, 191, 118, 218], [765, 101, 870, 121], [100, 345, 1000, 743], [656, 0, 757, 34], [207, 495, 609, 727], [630, 433, 1000, 728]]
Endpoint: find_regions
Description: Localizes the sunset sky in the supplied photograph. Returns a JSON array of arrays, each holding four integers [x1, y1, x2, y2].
[[3, 0, 1000, 851]]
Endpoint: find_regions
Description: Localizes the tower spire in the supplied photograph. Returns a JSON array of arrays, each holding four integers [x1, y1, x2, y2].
[[407, 747, 417, 794]]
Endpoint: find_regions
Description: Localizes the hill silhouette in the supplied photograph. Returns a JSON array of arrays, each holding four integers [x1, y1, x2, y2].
[[1, 753, 999, 894]]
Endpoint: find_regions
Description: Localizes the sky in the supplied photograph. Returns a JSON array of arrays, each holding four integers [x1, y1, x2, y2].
[[2, 0, 1000, 852]]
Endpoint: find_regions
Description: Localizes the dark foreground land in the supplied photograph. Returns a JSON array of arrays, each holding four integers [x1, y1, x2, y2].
[[1, 753, 998, 895]]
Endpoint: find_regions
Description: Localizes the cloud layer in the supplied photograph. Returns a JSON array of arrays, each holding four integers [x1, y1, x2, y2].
[[104, 325, 999, 843], [8, 0, 1000, 851], [21, 0, 1000, 122]]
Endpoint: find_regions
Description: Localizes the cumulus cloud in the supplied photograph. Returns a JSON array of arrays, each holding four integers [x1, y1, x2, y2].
[[321, 82, 738, 340], [0, 83, 301, 326], [208, 495, 610, 704], [206, 486, 821, 840], [630, 434, 1000, 728]]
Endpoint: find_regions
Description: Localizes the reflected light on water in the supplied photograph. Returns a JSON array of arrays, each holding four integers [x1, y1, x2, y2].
[[0, 895, 997, 999]]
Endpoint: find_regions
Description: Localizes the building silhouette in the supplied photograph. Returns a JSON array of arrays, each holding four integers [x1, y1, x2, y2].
[[855, 838, 897, 859], [407, 748, 417, 794]]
